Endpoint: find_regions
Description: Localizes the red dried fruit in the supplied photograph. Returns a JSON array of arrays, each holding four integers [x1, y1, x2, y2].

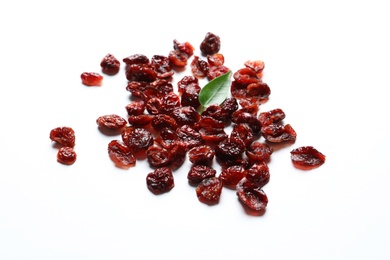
[[244, 60, 265, 74], [128, 114, 153, 127], [261, 123, 297, 143], [207, 65, 230, 80], [231, 123, 254, 148], [151, 55, 173, 78], [171, 106, 200, 126], [177, 75, 199, 94], [123, 54, 150, 65], [196, 177, 223, 205], [169, 141, 187, 169], [290, 146, 326, 168], [220, 97, 239, 117], [146, 144, 172, 168], [191, 56, 209, 78], [100, 53, 120, 75], [232, 111, 262, 135], [146, 167, 174, 194], [236, 178, 268, 211], [121, 127, 154, 153], [258, 108, 286, 126], [50, 126, 76, 148], [200, 32, 221, 55], [219, 165, 246, 187], [176, 125, 205, 150], [181, 83, 201, 109], [207, 53, 225, 66], [199, 128, 228, 143], [187, 165, 217, 185], [125, 64, 157, 82], [81, 72, 103, 86], [246, 163, 270, 187], [168, 50, 189, 67], [245, 141, 273, 163], [215, 137, 245, 162], [188, 145, 215, 165], [57, 147, 77, 165], [151, 114, 177, 132], [107, 140, 136, 169], [96, 114, 127, 130], [125, 101, 146, 116], [160, 92, 181, 115], [155, 127, 178, 149], [173, 39, 195, 56]]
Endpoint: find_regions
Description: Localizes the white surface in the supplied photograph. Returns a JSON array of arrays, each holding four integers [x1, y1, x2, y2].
[[1, 0, 389, 259]]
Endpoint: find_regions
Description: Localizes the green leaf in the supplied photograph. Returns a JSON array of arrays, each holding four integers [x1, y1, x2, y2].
[[199, 71, 232, 111]]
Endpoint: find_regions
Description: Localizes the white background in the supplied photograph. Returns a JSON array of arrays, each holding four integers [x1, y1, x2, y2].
[[1, 0, 389, 259]]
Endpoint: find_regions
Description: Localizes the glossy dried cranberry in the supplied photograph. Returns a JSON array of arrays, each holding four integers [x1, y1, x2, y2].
[[207, 65, 230, 80], [219, 165, 246, 187], [100, 53, 120, 75], [107, 140, 136, 169], [232, 111, 262, 135], [171, 106, 200, 126], [261, 124, 297, 143], [258, 108, 286, 126], [207, 53, 224, 66], [245, 141, 273, 163], [146, 167, 174, 194], [57, 147, 77, 165], [230, 123, 254, 148], [220, 97, 239, 117], [191, 56, 209, 78], [173, 39, 195, 56], [123, 54, 149, 65], [244, 60, 265, 74], [188, 145, 215, 165], [169, 141, 187, 169], [168, 50, 189, 67], [155, 127, 178, 149], [80, 72, 103, 86], [196, 177, 223, 205], [146, 144, 172, 167], [50, 126, 76, 148], [246, 163, 270, 187], [290, 146, 326, 168], [128, 114, 153, 127], [181, 83, 201, 108], [176, 125, 205, 150], [199, 128, 228, 143], [236, 178, 268, 212], [233, 68, 260, 85], [200, 32, 221, 55], [160, 92, 181, 115], [151, 114, 177, 132], [187, 165, 217, 185], [96, 114, 127, 130], [177, 75, 198, 94], [215, 137, 245, 162], [125, 64, 157, 82], [121, 127, 154, 153], [125, 101, 145, 116], [151, 55, 173, 78]]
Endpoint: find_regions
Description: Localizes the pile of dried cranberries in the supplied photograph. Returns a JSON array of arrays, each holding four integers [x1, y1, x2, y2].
[[50, 32, 325, 215]]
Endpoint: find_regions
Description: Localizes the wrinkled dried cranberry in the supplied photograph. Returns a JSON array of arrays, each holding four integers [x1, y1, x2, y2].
[[207, 53, 224, 66], [187, 165, 217, 185], [220, 97, 239, 117], [244, 60, 265, 74], [81, 72, 103, 86], [245, 141, 273, 163], [207, 65, 230, 80], [200, 32, 221, 55], [258, 108, 286, 127], [125, 101, 145, 116], [107, 140, 136, 169], [146, 167, 174, 194], [181, 83, 201, 108], [197, 116, 225, 130], [199, 128, 228, 143], [171, 106, 200, 126], [155, 127, 178, 149], [191, 56, 209, 78], [177, 75, 199, 94], [57, 147, 77, 165], [168, 50, 189, 67], [219, 165, 246, 187], [160, 92, 181, 115], [96, 114, 127, 130], [151, 114, 177, 132], [215, 137, 245, 162], [100, 53, 120, 75], [230, 123, 254, 148], [176, 125, 205, 150], [146, 144, 172, 167], [50, 126, 76, 148], [236, 178, 268, 211], [261, 124, 297, 143], [201, 105, 229, 122], [151, 55, 173, 78], [233, 68, 260, 85], [246, 163, 270, 187], [169, 141, 187, 169], [121, 127, 154, 153], [290, 146, 326, 168], [173, 39, 195, 56], [128, 114, 153, 127], [123, 54, 149, 65], [188, 145, 215, 165], [146, 97, 162, 115], [196, 177, 223, 205], [125, 64, 157, 82], [232, 111, 262, 135], [150, 79, 174, 97]]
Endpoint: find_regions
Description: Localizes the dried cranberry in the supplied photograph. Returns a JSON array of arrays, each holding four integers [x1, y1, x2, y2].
[[100, 53, 120, 75], [176, 125, 205, 150], [207, 53, 224, 66], [146, 97, 163, 115], [168, 50, 189, 67], [151, 114, 177, 132], [125, 64, 156, 82], [50, 126, 76, 148], [128, 114, 153, 127], [177, 75, 198, 94], [230, 123, 254, 148], [232, 111, 262, 135], [207, 65, 230, 80], [146, 144, 172, 167], [151, 55, 173, 78], [188, 145, 215, 165], [57, 147, 77, 165], [215, 137, 245, 162], [246, 163, 270, 187], [107, 140, 136, 169], [181, 83, 201, 108], [258, 108, 286, 126], [123, 54, 149, 65], [125, 101, 146, 116], [199, 128, 228, 143], [244, 60, 265, 74], [173, 39, 195, 56], [155, 127, 178, 149], [236, 178, 268, 212], [219, 165, 246, 187], [191, 56, 209, 78], [171, 106, 200, 126], [200, 32, 221, 55], [80, 72, 103, 86], [169, 141, 187, 169], [201, 105, 229, 122], [245, 141, 273, 163], [233, 68, 260, 85], [121, 127, 154, 153], [290, 146, 326, 168], [196, 177, 223, 205], [96, 114, 127, 130], [187, 165, 217, 185], [220, 97, 239, 117], [146, 167, 174, 194], [261, 124, 297, 143], [159, 92, 181, 115]]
